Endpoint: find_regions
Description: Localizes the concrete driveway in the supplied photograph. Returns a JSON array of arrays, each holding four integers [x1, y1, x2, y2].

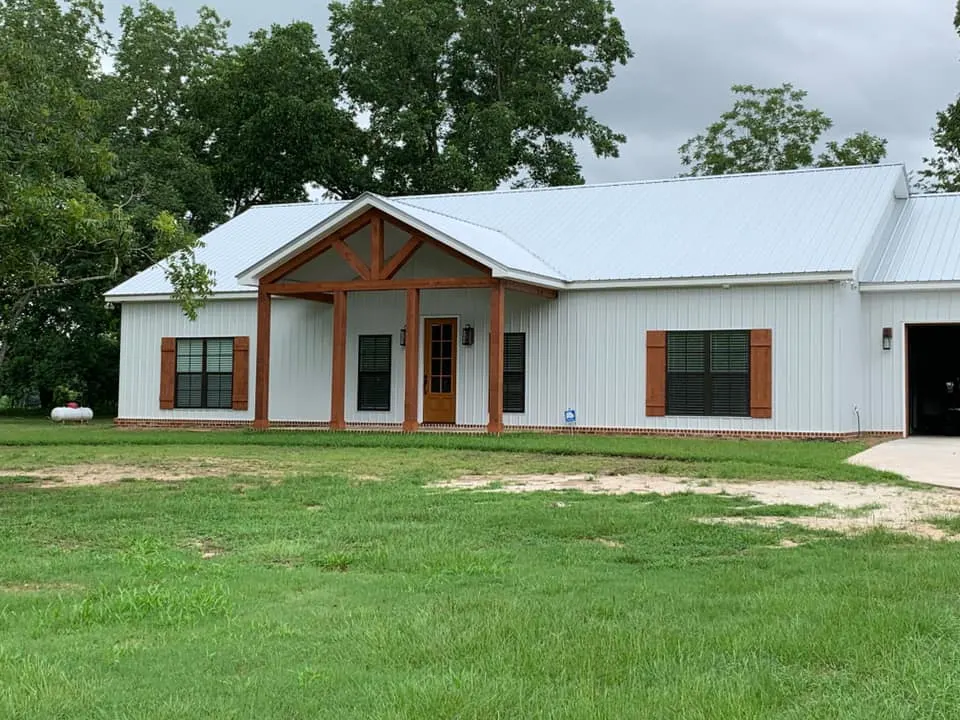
[[849, 438, 960, 488]]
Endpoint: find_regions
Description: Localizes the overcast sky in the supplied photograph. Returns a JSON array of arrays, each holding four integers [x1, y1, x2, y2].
[[101, 0, 960, 184]]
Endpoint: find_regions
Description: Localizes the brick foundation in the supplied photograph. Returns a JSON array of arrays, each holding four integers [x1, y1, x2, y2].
[[113, 417, 902, 441]]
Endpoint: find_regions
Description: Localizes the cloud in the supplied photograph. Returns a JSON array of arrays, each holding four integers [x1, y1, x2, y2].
[[101, 0, 959, 183]]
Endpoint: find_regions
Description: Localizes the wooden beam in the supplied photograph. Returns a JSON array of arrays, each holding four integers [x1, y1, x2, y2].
[[487, 280, 505, 434], [503, 279, 559, 300], [262, 236, 336, 285], [333, 238, 371, 280], [263, 276, 495, 295], [403, 288, 420, 432], [371, 216, 384, 279], [330, 290, 347, 431], [261, 210, 376, 284], [382, 236, 423, 279], [381, 213, 493, 276], [254, 287, 272, 430], [418, 234, 493, 276], [283, 292, 334, 304]]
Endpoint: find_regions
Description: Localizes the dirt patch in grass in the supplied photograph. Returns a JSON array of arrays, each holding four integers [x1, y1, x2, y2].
[[0, 459, 272, 488], [441, 474, 960, 540], [0, 582, 84, 593]]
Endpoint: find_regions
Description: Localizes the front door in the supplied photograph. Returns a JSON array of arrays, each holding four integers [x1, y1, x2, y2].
[[423, 318, 457, 424]]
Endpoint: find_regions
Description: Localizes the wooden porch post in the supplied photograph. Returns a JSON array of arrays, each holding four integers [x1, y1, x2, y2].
[[403, 288, 420, 432], [488, 280, 505, 434], [254, 287, 272, 430], [330, 290, 348, 430]]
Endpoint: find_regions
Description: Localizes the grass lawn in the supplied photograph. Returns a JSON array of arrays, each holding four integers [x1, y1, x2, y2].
[[1, 420, 958, 718]]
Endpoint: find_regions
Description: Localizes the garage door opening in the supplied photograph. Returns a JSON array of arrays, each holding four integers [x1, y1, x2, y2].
[[907, 324, 960, 436]]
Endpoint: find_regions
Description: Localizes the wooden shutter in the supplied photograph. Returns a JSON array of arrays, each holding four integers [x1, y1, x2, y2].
[[159, 337, 176, 409], [750, 329, 773, 419], [232, 336, 250, 411], [646, 330, 667, 417]]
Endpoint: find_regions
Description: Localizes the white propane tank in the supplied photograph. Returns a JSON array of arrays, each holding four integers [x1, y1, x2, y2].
[[51, 407, 94, 423]]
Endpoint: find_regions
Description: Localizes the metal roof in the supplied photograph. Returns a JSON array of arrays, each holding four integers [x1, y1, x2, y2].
[[863, 193, 960, 284], [108, 163, 911, 298]]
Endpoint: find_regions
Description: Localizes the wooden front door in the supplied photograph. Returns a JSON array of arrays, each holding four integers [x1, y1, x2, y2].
[[423, 318, 457, 424]]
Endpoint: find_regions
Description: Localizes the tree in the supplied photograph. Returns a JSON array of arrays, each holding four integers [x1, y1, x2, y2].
[[191, 22, 368, 211], [328, 0, 633, 194], [679, 83, 887, 176], [0, 0, 211, 401], [919, 2, 960, 192], [96, 1, 229, 235]]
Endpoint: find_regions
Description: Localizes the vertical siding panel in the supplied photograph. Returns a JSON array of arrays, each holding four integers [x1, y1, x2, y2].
[[861, 290, 960, 433]]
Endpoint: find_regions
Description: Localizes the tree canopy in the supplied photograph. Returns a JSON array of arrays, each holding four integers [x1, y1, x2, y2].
[[919, 2, 960, 192], [0, 0, 634, 408], [329, 0, 633, 193], [678, 84, 888, 176]]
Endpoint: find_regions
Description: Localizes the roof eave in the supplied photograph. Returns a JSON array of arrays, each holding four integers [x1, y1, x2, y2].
[[860, 281, 960, 292], [565, 271, 855, 290]]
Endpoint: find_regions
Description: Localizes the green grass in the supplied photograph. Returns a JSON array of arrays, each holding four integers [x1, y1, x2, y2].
[[0, 417, 900, 483], [3, 422, 957, 718]]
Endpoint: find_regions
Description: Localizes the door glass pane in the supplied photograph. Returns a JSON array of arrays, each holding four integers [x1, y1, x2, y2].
[[431, 358, 442, 376], [441, 323, 452, 341], [431, 376, 442, 393], [431, 324, 442, 341], [441, 358, 451, 376], [441, 377, 451, 393]]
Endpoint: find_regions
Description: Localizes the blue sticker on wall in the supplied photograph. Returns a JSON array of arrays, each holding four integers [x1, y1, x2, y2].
[[564, 409, 577, 424]]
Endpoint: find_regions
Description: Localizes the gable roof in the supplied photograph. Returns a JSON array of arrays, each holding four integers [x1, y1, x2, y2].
[[107, 163, 912, 299], [862, 193, 960, 286]]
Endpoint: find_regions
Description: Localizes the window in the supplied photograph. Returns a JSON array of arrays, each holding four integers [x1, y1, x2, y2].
[[175, 338, 233, 409], [667, 331, 749, 416], [358, 335, 392, 411], [503, 333, 526, 413]]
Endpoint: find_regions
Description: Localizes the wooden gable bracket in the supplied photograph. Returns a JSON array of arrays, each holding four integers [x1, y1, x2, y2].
[[382, 235, 423, 279], [332, 238, 371, 279], [371, 215, 385, 279], [261, 210, 377, 285]]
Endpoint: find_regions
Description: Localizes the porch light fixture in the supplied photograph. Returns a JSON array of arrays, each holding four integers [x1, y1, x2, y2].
[[400, 326, 406, 347], [462, 324, 475, 347], [882, 327, 892, 351]]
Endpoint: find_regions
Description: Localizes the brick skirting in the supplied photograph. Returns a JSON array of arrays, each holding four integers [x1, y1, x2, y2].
[[114, 418, 902, 440]]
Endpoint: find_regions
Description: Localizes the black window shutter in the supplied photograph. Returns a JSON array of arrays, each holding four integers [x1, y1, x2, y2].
[[358, 335, 392, 411], [666, 331, 749, 417], [503, 333, 526, 413]]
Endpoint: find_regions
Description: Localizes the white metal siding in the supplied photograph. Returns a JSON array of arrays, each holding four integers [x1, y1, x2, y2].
[[506, 283, 852, 432], [120, 283, 852, 433], [118, 299, 331, 422], [860, 290, 960, 433]]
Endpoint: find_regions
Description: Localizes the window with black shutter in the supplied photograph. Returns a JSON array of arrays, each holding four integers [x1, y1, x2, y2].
[[666, 331, 749, 417], [358, 335, 392, 411], [503, 333, 526, 413], [175, 338, 233, 409]]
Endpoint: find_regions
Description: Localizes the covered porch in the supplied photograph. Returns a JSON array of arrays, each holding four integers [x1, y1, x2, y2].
[[239, 197, 559, 433]]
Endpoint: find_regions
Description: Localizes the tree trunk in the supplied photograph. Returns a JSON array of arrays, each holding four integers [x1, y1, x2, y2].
[[0, 291, 32, 386]]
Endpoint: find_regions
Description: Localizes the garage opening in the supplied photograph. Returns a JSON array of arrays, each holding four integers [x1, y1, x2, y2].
[[907, 324, 960, 436]]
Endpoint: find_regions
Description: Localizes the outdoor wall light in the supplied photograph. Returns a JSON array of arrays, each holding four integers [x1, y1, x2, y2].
[[462, 324, 475, 347], [400, 326, 406, 347], [882, 327, 893, 351]]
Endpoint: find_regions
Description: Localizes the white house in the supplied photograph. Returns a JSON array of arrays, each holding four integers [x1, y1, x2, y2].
[[106, 164, 960, 438]]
